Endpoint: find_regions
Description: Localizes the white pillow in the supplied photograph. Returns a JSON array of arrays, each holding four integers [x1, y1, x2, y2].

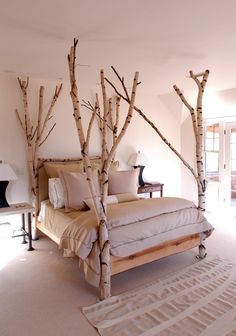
[[48, 178, 65, 209]]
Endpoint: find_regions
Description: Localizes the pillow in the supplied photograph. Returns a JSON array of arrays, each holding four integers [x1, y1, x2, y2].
[[108, 169, 139, 195], [83, 195, 118, 209], [59, 169, 100, 211], [83, 159, 119, 172], [115, 193, 139, 203], [44, 161, 83, 178], [48, 178, 65, 209], [84, 193, 139, 209]]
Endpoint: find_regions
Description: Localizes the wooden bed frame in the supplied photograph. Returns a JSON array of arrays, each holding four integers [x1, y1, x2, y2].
[[36, 157, 204, 281], [37, 220, 200, 275]]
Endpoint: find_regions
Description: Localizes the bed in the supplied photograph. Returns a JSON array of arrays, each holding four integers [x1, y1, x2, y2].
[[36, 157, 214, 290]]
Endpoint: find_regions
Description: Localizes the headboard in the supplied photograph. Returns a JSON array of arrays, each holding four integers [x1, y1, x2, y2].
[[37, 156, 119, 211]]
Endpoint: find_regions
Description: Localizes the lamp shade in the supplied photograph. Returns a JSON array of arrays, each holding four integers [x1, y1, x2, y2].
[[0, 163, 17, 181], [127, 151, 148, 167]]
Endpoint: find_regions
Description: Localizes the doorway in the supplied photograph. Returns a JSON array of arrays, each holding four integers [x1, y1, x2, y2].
[[225, 123, 236, 206], [205, 121, 236, 207]]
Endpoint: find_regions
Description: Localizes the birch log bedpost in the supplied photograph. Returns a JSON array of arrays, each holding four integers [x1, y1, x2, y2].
[[105, 68, 210, 211], [173, 70, 210, 210], [15, 79, 62, 236], [67, 38, 139, 299]]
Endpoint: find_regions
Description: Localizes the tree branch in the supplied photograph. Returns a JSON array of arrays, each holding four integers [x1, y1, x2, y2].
[[39, 123, 56, 146]]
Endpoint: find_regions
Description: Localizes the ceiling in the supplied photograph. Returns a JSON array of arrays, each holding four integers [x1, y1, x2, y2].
[[1, 0, 236, 95]]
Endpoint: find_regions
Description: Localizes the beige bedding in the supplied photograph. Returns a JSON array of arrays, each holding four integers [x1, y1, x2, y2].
[[39, 197, 214, 288]]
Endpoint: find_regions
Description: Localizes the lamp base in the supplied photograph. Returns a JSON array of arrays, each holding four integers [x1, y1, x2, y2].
[[0, 181, 10, 208], [134, 165, 147, 187]]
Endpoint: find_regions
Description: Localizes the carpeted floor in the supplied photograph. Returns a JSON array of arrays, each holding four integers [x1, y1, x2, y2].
[[83, 257, 236, 336], [0, 206, 236, 336]]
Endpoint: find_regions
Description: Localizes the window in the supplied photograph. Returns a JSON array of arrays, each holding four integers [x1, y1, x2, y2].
[[230, 129, 236, 172], [205, 123, 219, 179]]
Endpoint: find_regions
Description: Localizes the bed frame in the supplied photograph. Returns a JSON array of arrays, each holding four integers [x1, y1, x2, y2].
[[36, 157, 204, 278]]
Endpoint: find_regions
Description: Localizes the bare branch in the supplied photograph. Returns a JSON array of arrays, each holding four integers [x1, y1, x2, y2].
[[85, 102, 97, 152], [40, 83, 62, 139], [111, 66, 130, 100], [15, 108, 25, 131], [100, 69, 109, 164], [113, 96, 120, 143], [105, 76, 127, 101], [36, 86, 44, 142], [39, 123, 56, 146], [173, 84, 197, 138], [81, 99, 94, 111], [108, 98, 113, 130], [31, 126, 38, 141]]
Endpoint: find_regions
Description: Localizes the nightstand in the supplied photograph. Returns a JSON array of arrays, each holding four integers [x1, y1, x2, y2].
[[138, 182, 164, 198], [0, 203, 35, 251]]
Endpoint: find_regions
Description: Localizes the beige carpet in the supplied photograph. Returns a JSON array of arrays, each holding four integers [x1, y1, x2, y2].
[[83, 257, 236, 336]]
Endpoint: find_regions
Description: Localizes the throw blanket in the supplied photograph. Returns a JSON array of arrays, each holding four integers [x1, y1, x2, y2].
[[59, 197, 214, 287], [82, 257, 236, 336]]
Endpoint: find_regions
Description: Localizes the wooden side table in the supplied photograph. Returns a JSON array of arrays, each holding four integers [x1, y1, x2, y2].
[[0, 203, 35, 251], [138, 182, 164, 198]]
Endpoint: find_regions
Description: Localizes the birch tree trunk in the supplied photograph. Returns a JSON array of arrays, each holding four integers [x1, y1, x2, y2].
[[174, 70, 210, 210], [16, 79, 62, 236], [67, 39, 139, 299]]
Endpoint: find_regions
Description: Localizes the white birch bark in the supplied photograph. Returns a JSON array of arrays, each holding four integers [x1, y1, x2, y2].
[[16, 78, 62, 235], [174, 70, 209, 210], [67, 39, 139, 299]]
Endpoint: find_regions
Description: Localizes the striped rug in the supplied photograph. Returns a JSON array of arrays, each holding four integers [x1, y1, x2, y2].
[[82, 257, 236, 336]]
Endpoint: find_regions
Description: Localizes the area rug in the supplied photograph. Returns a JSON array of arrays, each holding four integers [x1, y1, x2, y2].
[[82, 257, 236, 336]]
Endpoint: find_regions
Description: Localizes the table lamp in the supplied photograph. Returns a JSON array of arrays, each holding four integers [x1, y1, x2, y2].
[[127, 151, 150, 186], [0, 162, 17, 208]]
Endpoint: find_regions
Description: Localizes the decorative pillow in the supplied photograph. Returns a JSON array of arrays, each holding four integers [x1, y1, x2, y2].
[[83, 193, 139, 209], [59, 169, 100, 211], [108, 169, 139, 195], [115, 192, 139, 203], [48, 178, 65, 209], [83, 159, 119, 172], [83, 195, 118, 209], [44, 161, 83, 178]]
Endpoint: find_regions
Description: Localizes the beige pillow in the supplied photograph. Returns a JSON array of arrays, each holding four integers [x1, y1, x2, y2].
[[59, 169, 100, 211], [115, 193, 139, 203], [44, 162, 83, 178], [83, 159, 119, 172], [108, 169, 139, 195], [84, 195, 118, 209], [84, 193, 139, 209]]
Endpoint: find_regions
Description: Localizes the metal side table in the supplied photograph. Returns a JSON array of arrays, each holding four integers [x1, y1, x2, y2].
[[0, 203, 35, 251]]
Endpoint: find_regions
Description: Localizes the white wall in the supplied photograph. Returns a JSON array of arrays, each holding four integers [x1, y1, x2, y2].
[[0, 72, 183, 206]]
